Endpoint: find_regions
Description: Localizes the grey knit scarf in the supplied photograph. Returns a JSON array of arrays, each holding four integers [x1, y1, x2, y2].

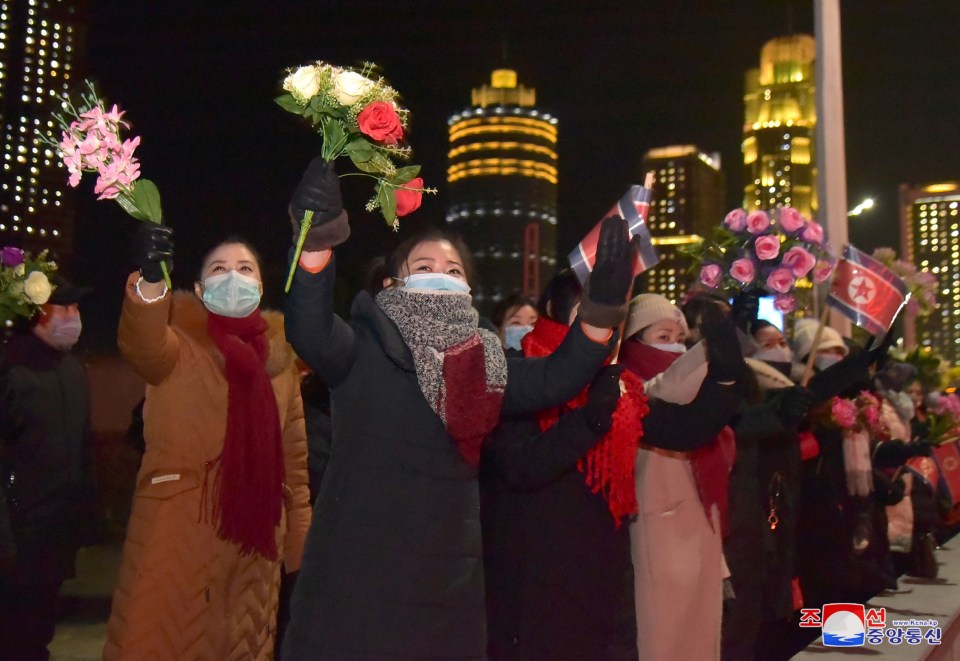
[[375, 287, 507, 422]]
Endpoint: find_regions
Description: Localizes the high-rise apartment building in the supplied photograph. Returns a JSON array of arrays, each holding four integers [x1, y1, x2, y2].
[[446, 68, 558, 310], [900, 181, 960, 362], [0, 0, 85, 264], [743, 34, 816, 219], [638, 145, 725, 303]]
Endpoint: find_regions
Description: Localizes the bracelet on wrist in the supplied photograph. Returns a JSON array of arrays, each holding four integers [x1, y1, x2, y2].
[[135, 275, 168, 303]]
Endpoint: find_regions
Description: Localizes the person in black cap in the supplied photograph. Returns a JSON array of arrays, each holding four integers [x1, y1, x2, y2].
[[0, 274, 99, 661]]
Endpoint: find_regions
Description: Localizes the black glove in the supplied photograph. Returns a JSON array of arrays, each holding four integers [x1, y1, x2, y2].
[[582, 364, 625, 434], [775, 386, 813, 430], [289, 157, 349, 250], [579, 216, 636, 327], [731, 290, 760, 333], [132, 222, 173, 283], [874, 440, 913, 469], [700, 302, 744, 382]]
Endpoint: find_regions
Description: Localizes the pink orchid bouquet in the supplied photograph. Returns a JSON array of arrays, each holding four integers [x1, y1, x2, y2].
[[871, 247, 938, 317], [0, 247, 58, 325], [277, 61, 436, 290], [681, 207, 834, 313], [42, 81, 170, 288]]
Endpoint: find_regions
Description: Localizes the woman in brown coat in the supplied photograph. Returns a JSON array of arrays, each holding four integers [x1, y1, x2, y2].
[[104, 230, 311, 660]]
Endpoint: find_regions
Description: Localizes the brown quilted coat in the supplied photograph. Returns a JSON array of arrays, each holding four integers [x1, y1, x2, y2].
[[104, 274, 311, 660]]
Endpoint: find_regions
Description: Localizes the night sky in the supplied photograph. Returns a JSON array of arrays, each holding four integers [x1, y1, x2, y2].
[[72, 0, 960, 349]]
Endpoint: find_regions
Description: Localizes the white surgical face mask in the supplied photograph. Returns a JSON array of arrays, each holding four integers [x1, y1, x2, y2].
[[648, 342, 687, 354], [815, 353, 843, 371], [402, 272, 471, 294], [201, 270, 262, 318], [503, 325, 533, 351], [753, 346, 793, 364], [43, 316, 82, 350]]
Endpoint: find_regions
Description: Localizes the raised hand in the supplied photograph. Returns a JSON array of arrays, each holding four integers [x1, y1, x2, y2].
[[289, 157, 349, 251], [132, 223, 173, 284], [578, 216, 635, 328]]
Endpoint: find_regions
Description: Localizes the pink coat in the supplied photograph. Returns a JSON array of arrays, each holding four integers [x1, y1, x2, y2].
[[630, 342, 725, 660]]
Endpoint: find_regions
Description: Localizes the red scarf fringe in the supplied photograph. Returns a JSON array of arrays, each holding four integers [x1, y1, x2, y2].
[[522, 318, 649, 526]]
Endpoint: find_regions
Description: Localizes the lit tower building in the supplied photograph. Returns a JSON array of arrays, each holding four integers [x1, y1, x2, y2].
[[639, 145, 725, 303], [446, 68, 558, 310], [743, 34, 817, 218], [0, 0, 85, 264], [900, 181, 960, 363]]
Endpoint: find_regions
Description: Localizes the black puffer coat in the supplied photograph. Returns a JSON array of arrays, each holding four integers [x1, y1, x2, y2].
[[0, 333, 96, 585], [281, 258, 615, 660]]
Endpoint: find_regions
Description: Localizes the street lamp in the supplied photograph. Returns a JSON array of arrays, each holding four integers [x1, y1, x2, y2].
[[847, 198, 875, 217]]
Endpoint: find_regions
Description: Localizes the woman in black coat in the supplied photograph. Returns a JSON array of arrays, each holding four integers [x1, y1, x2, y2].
[[481, 274, 745, 660], [280, 158, 636, 660]]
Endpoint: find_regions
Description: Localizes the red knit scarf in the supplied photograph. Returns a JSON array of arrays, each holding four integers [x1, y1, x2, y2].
[[441, 333, 508, 468], [522, 317, 648, 526], [205, 311, 285, 560], [619, 339, 735, 536]]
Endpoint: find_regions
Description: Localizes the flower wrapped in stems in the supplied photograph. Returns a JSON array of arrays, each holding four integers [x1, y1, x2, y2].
[[42, 80, 170, 288], [680, 206, 834, 313], [0, 247, 58, 325]]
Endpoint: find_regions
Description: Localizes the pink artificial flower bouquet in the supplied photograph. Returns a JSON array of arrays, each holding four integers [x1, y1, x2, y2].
[[44, 81, 170, 288], [814, 391, 890, 440], [682, 206, 834, 312]]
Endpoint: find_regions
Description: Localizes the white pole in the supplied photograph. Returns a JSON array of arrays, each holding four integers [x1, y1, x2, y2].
[[815, 0, 852, 337]]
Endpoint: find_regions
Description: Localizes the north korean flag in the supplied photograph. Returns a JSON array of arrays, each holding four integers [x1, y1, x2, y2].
[[826, 244, 910, 336], [568, 185, 659, 285]]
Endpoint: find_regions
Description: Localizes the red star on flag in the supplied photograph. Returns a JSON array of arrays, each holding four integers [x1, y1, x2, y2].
[[850, 276, 874, 303]]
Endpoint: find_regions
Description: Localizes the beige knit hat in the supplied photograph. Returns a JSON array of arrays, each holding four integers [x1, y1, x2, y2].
[[625, 294, 688, 340], [792, 318, 849, 360]]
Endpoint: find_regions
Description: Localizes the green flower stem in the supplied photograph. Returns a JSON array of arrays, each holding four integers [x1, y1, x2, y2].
[[159, 261, 172, 291], [284, 210, 314, 293]]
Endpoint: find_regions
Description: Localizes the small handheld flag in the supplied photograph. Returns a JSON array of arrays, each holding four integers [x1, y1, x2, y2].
[[827, 244, 910, 336], [569, 176, 659, 285]]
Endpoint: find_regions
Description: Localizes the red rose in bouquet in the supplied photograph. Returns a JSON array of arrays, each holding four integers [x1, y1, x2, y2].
[[395, 177, 424, 217], [357, 101, 404, 145]]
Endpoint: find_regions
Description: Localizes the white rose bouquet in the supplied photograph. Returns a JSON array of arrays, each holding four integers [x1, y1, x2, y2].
[[0, 247, 58, 325], [276, 61, 435, 290]]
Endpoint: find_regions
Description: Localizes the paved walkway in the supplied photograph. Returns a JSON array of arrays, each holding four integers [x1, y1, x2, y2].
[[48, 539, 960, 659], [48, 544, 120, 661], [794, 540, 960, 659]]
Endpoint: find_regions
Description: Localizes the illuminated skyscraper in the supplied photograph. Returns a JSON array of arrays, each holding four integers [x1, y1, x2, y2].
[[0, 0, 85, 264], [900, 181, 960, 362], [743, 34, 816, 218], [446, 68, 558, 310], [639, 145, 725, 303]]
